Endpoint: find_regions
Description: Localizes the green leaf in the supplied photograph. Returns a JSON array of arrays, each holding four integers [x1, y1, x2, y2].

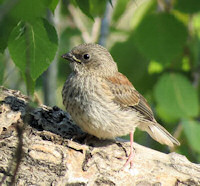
[[0, 15, 17, 53], [11, 0, 50, 21], [182, 119, 200, 153], [112, 0, 130, 23], [75, 0, 94, 20], [75, 0, 107, 19], [174, 0, 200, 14], [134, 13, 187, 64], [154, 73, 199, 118], [89, 0, 107, 17], [8, 19, 58, 81], [49, 0, 59, 13]]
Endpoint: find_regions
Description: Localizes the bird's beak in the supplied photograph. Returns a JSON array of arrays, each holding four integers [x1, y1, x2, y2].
[[61, 52, 81, 63], [62, 52, 73, 61]]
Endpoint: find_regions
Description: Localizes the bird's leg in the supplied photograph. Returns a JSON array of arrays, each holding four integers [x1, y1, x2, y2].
[[122, 131, 135, 169]]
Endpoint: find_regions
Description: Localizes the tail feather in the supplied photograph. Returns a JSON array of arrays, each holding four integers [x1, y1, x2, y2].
[[139, 122, 180, 147]]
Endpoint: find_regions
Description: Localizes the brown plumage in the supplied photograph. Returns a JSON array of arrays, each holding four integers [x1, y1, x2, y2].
[[62, 43, 180, 169], [104, 73, 153, 120]]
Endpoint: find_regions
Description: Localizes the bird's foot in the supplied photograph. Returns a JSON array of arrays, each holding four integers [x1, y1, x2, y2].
[[121, 150, 135, 170]]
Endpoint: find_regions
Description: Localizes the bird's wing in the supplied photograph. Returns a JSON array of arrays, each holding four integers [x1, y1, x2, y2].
[[103, 72, 154, 121]]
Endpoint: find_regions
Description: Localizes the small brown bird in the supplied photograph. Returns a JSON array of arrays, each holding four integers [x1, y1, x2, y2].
[[62, 43, 180, 169]]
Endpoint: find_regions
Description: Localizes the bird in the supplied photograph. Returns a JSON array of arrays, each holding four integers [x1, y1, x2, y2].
[[61, 43, 180, 169]]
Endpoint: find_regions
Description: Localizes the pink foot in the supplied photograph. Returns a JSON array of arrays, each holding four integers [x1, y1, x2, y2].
[[122, 151, 134, 169], [121, 131, 135, 170]]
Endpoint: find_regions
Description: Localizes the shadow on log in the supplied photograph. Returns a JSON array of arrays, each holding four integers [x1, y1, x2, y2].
[[0, 86, 200, 186]]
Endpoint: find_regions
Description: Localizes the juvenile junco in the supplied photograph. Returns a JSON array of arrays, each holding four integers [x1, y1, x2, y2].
[[62, 43, 180, 169]]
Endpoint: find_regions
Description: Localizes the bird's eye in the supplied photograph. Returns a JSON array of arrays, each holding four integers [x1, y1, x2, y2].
[[83, 54, 90, 60]]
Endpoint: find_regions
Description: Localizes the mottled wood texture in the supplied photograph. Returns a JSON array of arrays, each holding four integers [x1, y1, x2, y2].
[[0, 86, 200, 186]]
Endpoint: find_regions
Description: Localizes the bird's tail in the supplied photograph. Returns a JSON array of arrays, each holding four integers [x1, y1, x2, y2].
[[138, 122, 180, 147]]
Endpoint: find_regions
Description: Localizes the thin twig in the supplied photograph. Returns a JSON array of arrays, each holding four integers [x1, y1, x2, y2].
[[99, 1, 113, 46], [68, 4, 91, 43], [91, 17, 101, 43]]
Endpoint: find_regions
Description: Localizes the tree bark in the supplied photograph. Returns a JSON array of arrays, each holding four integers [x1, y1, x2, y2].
[[0, 86, 200, 186]]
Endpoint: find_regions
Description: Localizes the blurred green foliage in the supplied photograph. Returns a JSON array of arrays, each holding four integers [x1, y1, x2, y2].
[[73, 0, 107, 19], [154, 73, 199, 118], [0, 0, 200, 163]]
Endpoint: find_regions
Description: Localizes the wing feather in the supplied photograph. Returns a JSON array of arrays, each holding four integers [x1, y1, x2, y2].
[[103, 72, 154, 121]]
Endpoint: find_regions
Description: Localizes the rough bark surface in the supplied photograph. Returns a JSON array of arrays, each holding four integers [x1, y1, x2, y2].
[[0, 86, 200, 186]]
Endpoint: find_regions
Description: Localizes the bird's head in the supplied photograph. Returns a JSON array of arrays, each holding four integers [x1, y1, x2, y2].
[[62, 43, 118, 76]]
